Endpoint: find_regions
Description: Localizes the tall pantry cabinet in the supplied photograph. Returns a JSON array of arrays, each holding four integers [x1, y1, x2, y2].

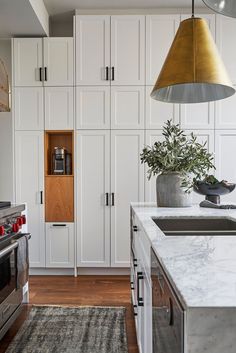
[[13, 37, 75, 269], [75, 15, 145, 268]]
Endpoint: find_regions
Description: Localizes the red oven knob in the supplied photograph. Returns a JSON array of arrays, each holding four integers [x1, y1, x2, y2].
[[0, 226, 5, 236], [17, 217, 23, 226], [22, 215, 26, 224], [12, 223, 19, 233]]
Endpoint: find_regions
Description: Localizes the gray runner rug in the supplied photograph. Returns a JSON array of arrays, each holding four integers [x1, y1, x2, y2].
[[6, 306, 128, 353]]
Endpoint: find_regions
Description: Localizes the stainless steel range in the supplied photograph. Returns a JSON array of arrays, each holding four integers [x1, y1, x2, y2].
[[0, 203, 30, 340]]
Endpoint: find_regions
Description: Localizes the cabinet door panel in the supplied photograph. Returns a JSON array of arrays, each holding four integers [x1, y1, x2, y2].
[[14, 87, 44, 130], [76, 86, 110, 129], [46, 223, 74, 268], [180, 102, 215, 130], [215, 131, 236, 203], [146, 86, 179, 129], [111, 131, 144, 267], [111, 16, 145, 85], [76, 16, 110, 85], [15, 131, 45, 267], [215, 86, 236, 129], [146, 15, 180, 86], [13, 38, 43, 87], [111, 86, 145, 129], [45, 87, 74, 130], [76, 131, 110, 267], [43, 38, 73, 86], [216, 15, 236, 84]]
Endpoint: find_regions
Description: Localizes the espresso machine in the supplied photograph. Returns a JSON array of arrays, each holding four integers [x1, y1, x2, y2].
[[52, 147, 66, 174]]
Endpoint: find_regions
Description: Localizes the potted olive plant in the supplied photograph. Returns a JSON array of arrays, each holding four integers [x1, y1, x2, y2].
[[140, 120, 215, 207]]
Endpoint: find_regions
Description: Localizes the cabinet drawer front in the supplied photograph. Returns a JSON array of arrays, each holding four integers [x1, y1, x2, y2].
[[46, 223, 74, 268]]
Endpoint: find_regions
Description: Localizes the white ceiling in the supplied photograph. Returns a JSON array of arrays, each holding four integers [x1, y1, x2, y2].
[[44, 0, 204, 16], [0, 0, 48, 37]]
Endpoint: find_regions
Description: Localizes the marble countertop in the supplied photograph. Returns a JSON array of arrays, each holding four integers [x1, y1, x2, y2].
[[132, 203, 236, 309]]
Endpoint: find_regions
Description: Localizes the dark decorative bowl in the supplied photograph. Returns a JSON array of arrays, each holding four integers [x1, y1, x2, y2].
[[193, 180, 236, 204]]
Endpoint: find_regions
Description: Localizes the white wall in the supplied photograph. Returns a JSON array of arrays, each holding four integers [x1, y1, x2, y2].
[[0, 40, 13, 201]]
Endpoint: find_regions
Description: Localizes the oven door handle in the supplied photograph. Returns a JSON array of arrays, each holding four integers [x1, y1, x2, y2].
[[0, 242, 18, 259]]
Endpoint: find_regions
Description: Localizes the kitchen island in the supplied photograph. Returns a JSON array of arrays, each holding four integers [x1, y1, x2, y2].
[[131, 203, 236, 353]]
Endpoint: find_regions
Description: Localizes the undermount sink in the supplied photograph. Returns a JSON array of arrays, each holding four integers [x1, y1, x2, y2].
[[152, 217, 236, 236]]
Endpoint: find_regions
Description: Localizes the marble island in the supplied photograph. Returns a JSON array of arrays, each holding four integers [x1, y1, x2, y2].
[[131, 203, 236, 353]]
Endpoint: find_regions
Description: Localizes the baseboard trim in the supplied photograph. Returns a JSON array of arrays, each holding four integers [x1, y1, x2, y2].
[[29, 268, 130, 276]]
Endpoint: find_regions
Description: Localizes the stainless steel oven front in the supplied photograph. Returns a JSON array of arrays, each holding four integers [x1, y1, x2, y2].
[[0, 241, 23, 338], [151, 248, 184, 353]]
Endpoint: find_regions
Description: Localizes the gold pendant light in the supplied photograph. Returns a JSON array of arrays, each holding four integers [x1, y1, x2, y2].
[[151, 0, 235, 104], [203, 0, 236, 18]]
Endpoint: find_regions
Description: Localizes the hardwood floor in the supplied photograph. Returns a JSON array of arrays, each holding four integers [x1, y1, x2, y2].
[[0, 275, 139, 353]]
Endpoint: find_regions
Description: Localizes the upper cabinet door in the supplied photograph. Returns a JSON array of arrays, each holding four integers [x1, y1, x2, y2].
[[45, 87, 74, 130], [13, 38, 43, 87], [76, 15, 110, 85], [146, 86, 179, 129], [43, 38, 73, 86], [14, 87, 44, 130], [216, 15, 236, 84], [215, 86, 236, 129], [146, 15, 180, 86], [111, 16, 145, 85], [76, 86, 110, 129], [111, 86, 145, 129]]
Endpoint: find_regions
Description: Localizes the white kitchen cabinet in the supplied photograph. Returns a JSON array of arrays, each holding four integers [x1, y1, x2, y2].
[[111, 130, 144, 267], [146, 15, 180, 86], [215, 85, 236, 129], [14, 87, 44, 130], [13, 37, 73, 87], [144, 130, 214, 203], [146, 86, 179, 129], [15, 131, 45, 267], [43, 38, 73, 86], [13, 38, 43, 87], [76, 130, 110, 267], [180, 102, 215, 130], [216, 15, 236, 84], [215, 130, 236, 203], [111, 15, 145, 85], [45, 87, 74, 130], [111, 86, 145, 129], [76, 16, 110, 85], [75, 15, 145, 85], [76, 86, 110, 129], [46, 223, 74, 268]]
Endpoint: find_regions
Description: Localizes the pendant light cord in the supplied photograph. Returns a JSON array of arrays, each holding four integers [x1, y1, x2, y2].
[[192, 0, 195, 17]]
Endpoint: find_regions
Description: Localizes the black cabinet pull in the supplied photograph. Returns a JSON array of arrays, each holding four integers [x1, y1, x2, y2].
[[133, 258, 138, 268], [111, 67, 115, 81], [130, 281, 134, 290], [137, 271, 144, 307], [105, 193, 109, 206], [39, 67, 42, 81], [111, 193, 115, 206], [133, 225, 138, 232], [44, 67, 47, 81], [133, 304, 138, 316], [40, 191, 43, 204], [52, 224, 66, 227], [105, 66, 109, 80]]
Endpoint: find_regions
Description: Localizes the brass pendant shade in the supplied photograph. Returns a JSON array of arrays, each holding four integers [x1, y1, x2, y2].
[[151, 17, 235, 104], [203, 0, 236, 18]]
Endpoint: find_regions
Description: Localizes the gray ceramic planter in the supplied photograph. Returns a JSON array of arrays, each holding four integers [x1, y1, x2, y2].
[[156, 172, 192, 207]]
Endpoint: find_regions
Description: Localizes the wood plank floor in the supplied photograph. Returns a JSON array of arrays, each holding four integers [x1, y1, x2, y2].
[[0, 275, 139, 353]]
